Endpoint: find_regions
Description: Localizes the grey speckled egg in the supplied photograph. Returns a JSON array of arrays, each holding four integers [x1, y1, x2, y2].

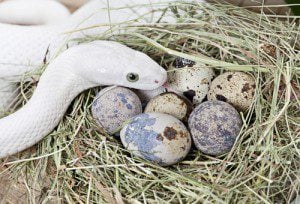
[[188, 101, 242, 156], [144, 92, 193, 122], [120, 113, 191, 166], [92, 86, 142, 134], [167, 57, 215, 105], [208, 72, 256, 112]]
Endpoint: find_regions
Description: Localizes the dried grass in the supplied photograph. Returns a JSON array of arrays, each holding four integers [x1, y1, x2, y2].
[[0, 1, 299, 203]]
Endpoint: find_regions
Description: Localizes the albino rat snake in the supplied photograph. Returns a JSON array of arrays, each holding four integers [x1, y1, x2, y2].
[[0, 0, 172, 158]]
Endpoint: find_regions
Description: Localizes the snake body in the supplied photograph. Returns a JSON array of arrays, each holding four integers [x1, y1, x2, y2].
[[0, 0, 71, 25], [0, 0, 184, 112], [0, 0, 171, 158], [0, 40, 167, 158], [0, 0, 179, 79]]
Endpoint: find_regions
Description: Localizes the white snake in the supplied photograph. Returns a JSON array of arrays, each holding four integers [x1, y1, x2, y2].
[[0, 0, 174, 158], [0, 0, 179, 110]]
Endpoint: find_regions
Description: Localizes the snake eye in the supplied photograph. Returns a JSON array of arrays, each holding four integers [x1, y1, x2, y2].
[[126, 73, 139, 82]]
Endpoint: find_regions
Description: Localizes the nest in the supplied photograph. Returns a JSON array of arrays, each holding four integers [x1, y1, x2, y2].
[[1, 2, 299, 203]]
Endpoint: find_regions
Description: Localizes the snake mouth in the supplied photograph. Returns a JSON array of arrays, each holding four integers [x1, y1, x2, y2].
[[154, 78, 166, 86], [153, 76, 167, 87]]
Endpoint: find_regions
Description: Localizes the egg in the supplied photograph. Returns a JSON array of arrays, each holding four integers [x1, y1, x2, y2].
[[207, 72, 256, 112], [92, 86, 142, 134], [120, 113, 191, 166], [134, 86, 167, 106], [144, 92, 193, 122], [167, 57, 215, 105], [188, 101, 242, 156]]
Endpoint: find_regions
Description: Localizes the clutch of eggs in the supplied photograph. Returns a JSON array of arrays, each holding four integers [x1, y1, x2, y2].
[[90, 61, 251, 165], [166, 57, 215, 105]]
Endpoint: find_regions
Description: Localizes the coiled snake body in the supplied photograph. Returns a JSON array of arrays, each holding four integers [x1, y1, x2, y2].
[[0, 0, 177, 109], [0, 0, 169, 158]]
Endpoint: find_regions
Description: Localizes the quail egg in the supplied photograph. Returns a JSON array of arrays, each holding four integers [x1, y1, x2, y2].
[[188, 101, 242, 156], [120, 113, 192, 166], [167, 57, 215, 105], [208, 72, 256, 112], [144, 92, 193, 122], [92, 86, 142, 134]]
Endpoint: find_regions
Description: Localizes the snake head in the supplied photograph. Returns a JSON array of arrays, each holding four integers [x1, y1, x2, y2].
[[121, 48, 167, 90], [64, 41, 167, 90]]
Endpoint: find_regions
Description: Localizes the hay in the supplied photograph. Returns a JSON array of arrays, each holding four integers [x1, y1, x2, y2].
[[1, 1, 299, 203]]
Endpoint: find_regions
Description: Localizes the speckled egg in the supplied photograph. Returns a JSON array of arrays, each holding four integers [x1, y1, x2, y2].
[[144, 92, 193, 122], [188, 101, 242, 156], [134, 86, 167, 106], [167, 57, 215, 105], [120, 113, 192, 166], [208, 72, 256, 112], [92, 86, 142, 134]]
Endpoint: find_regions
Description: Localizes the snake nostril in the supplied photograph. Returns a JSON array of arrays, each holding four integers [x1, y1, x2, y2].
[[154, 80, 159, 84]]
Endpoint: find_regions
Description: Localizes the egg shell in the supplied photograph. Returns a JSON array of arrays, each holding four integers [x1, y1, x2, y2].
[[208, 72, 256, 112], [134, 86, 167, 106], [188, 101, 242, 156], [92, 86, 142, 134], [167, 57, 215, 105], [144, 92, 193, 122], [120, 113, 192, 166]]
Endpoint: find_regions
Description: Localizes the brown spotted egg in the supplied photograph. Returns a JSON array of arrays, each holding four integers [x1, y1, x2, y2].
[[144, 92, 193, 122], [167, 57, 215, 105], [120, 113, 192, 166], [207, 72, 256, 112], [92, 86, 142, 134]]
